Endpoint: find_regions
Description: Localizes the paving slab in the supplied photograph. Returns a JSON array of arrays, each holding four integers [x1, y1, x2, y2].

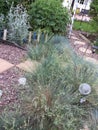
[[0, 58, 14, 73], [84, 57, 98, 65], [71, 33, 75, 36], [79, 47, 92, 54], [71, 36, 79, 40], [74, 41, 85, 45], [16, 60, 40, 72]]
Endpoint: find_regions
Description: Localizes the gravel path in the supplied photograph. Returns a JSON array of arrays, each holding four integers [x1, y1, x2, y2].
[[0, 44, 27, 64], [69, 31, 98, 61], [0, 43, 26, 110]]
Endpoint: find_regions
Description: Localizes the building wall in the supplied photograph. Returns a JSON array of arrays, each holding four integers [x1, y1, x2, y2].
[[76, 0, 92, 11], [63, 0, 92, 11]]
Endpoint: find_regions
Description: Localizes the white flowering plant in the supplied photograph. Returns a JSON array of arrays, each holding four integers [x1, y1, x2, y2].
[[7, 4, 29, 45]]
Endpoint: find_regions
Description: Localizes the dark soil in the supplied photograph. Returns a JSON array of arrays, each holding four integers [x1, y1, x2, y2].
[[81, 32, 98, 42]]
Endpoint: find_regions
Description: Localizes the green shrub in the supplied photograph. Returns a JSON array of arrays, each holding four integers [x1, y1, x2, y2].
[[29, 0, 69, 42], [8, 4, 29, 45]]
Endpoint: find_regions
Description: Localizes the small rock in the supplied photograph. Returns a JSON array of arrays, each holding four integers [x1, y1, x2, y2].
[[0, 90, 3, 98], [18, 77, 26, 86], [80, 98, 86, 103]]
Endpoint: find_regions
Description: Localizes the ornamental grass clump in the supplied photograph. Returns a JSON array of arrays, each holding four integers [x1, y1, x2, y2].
[[64, 55, 97, 91], [0, 14, 5, 29], [16, 58, 98, 130], [28, 42, 58, 61], [25, 41, 98, 129], [0, 39, 98, 130], [28, 36, 73, 63]]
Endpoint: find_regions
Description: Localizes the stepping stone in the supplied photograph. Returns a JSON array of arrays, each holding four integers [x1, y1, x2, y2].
[[71, 33, 75, 36], [74, 41, 85, 45], [71, 36, 79, 40], [79, 47, 92, 54], [84, 57, 98, 65], [0, 58, 14, 73], [16, 60, 40, 72]]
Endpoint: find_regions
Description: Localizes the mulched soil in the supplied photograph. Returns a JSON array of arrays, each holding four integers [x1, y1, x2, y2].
[[0, 43, 26, 111], [0, 43, 27, 64]]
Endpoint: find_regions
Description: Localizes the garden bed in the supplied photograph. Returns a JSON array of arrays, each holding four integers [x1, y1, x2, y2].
[[0, 36, 98, 129], [0, 42, 27, 64]]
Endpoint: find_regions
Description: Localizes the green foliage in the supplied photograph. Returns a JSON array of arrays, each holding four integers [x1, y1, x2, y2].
[[7, 4, 29, 45], [0, 14, 5, 29], [0, 0, 36, 18], [93, 39, 98, 46], [0, 107, 33, 130], [26, 37, 98, 129], [90, 0, 98, 32], [28, 42, 58, 61], [64, 56, 97, 91], [73, 20, 97, 33], [29, 0, 69, 42], [0, 0, 21, 15], [0, 37, 98, 130], [28, 36, 72, 62]]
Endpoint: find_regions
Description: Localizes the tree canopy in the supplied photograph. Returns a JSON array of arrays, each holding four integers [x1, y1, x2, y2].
[[0, 0, 35, 15]]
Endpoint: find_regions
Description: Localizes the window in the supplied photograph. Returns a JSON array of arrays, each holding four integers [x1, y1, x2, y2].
[[78, 0, 85, 4]]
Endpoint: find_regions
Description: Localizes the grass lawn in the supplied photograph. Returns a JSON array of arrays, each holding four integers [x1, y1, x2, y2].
[[73, 20, 97, 33]]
